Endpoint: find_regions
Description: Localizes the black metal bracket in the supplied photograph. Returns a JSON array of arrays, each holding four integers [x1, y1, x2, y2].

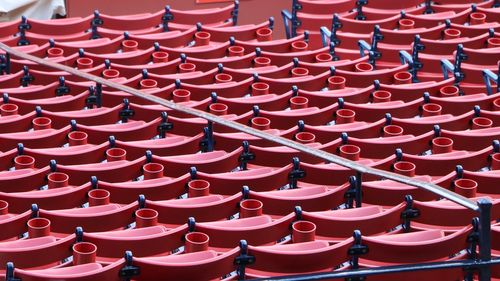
[[401, 195, 420, 232], [339, 132, 348, 146], [119, 99, 135, 123], [242, 185, 250, 200], [281, 0, 302, 39], [232, 0, 239, 26], [145, 150, 153, 164], [239, 141, 255, 170], [441, 44, 467, 85], [330, 14, 342, 46], [354, 0, 368, 20], [35, 106, 42, 117], [49, 160, 57, 173], [454, 44, 467, 78], [467, 217, 480, 260], [90, 176, 98, 190], [477, 198, 492, 281], [20, 66, 34, 86], [89, 11, 102, 39], [268, 17, 274, 30], [463, 217, 479, 280], [162, 5, 174, 32], [75, 226, 83, 243], [85, 84, 102, 108], [288, 157, 306, 189], [157, 112, 173, 138], [199, 122, 214, 152], [399, 35, 424, 83], [319, 14, 342, 47], [55, 77, 70, 96], [137, 194, 146, 210], [70, 119, 78, 132], [5, 262, 21, 281], [90, 25, 100, 40], [329, 42, 340, 61], [358, 25, 383, 67], [17, 30, 30, 46], [0, 53, 11, 74], [16, 143, 24, 156], [234, 240, 256, 280], [424, 0, 434, 14], [31, 203, 39, 218], [344, 174, 362, 208], [347, 230, 368, 281], [91, 10, 103, 26], [119, 251, 140, 281], [17, 16, 31, 46], [190, 167, 197, 180], [344, 175, 357, 208], [18, 16, 31, 31]]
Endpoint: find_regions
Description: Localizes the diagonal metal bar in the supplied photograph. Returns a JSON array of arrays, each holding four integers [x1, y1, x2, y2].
[[252, 258, 500, 280], [0, 42, 479, 211]]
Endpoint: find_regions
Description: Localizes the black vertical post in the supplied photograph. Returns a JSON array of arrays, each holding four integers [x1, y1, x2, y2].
[[478, 198, 492, 281], [355, 171, 362, 208]]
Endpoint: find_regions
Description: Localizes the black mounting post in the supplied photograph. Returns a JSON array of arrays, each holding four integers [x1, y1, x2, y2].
[[119, 99, 134, 123], [354, 0, 368, 20], [17, 16, 31, 46], [162, 6, 174, 32], [85, 85, 102, 108], [239, 141, 255, 170], [232, 0, 239, 26], [354, 171, 362, 208], [0, 53, 11, 74], [55, 77, 70, 96], [5, 262, 21, 281], [288, 157, 306, 189], [119, 251, 140, 281], [344, 175, 357, 209], [91, 10, 103, 26], [200, 122, 214, 152], [347, 230, 368, 281], [424, 0, 434, 14], [290, 0, 301, 38], [465, 218, 480, 281], [31, 203, 39, 218], [157, 112, 173, 138], [90, 11, 102, 39], [401, 195, 420, 232], [234, 240, 255, 280], [20, 66, 34, 86], [477, 198, 492, 281]]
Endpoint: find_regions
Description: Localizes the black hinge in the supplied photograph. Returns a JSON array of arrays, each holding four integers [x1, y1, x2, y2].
[[157, 112, 173, 138], [20, 66, 34, 86], [119, 99, 135, 122], [55, 77, 70, 96], [118, 251, 140, 280], [238, 141, 255, 170], [0, 54, 11, 74], [401, 195, 420, 231], [288, 157, 306, 188], [234, 240, 255, 280]]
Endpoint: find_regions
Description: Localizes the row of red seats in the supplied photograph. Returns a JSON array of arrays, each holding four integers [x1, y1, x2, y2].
[[0, 0, 499, 280]]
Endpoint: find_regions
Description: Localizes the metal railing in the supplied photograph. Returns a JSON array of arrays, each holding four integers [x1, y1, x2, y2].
[[0, 42, 495, 280]]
